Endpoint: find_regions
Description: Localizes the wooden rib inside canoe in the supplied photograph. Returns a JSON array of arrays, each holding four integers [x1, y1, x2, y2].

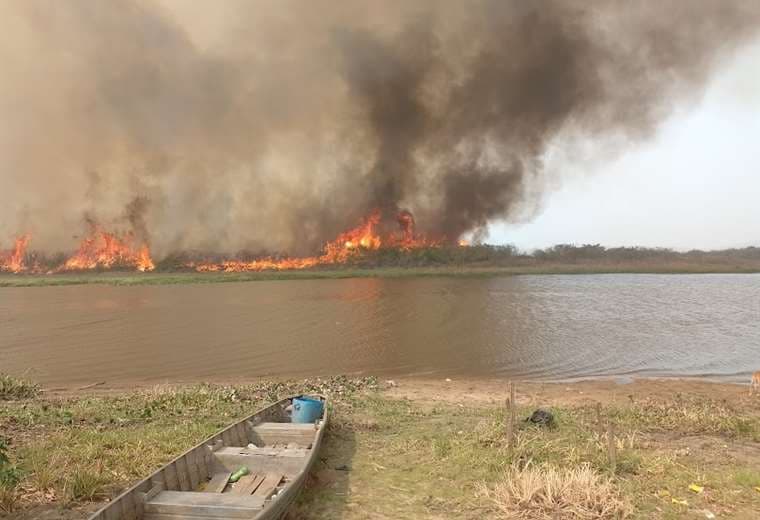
[[87, 395, 327, 520]]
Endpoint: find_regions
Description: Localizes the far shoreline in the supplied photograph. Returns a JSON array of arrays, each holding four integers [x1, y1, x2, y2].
[[2, 263, 759, 288]]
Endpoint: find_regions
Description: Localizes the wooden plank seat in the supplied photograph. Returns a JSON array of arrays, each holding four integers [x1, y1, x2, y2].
[[231, 474, 265, 495], [251, 474, 283, 500], [202, 472, 231, 493], [213, 448, 307, 478], [145, 491, 264, 519], [249, 422, 317, 448], [217, 446, 310, 458]]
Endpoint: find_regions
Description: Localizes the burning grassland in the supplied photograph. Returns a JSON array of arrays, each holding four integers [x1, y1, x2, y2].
[[0, 236, 29, 274], [1, 209, 446, 275], [1, 228, 154, 275], [187, 210, 442, 273], [2, 2, 760, 269]]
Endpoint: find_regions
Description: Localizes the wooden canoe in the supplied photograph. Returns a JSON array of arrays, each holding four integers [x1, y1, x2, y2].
[[87, 395, 328, 520]]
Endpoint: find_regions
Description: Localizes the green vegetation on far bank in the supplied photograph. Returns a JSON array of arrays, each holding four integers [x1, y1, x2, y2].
[[2, 244, 759, 287], [2, 262, 760, 289], [2, 374, 760, 519]]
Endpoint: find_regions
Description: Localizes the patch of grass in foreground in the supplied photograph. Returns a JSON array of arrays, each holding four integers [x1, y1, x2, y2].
[[2, 381, 760, 519], [0, 374, 40, 401]]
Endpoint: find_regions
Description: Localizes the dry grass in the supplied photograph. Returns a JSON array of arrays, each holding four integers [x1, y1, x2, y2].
[[0, 374, 39, 401], [483, 462, 632, 520], [612, 395, 759, 439], [4, 379, 760, 518]]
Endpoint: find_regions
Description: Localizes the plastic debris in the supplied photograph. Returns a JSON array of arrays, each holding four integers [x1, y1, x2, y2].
[[754, 486, 760, 493], [671, 498, 688, 506], [525, 408, 555, 427], [229, 466, 249, 483], [701, 510, 716, 519], [689, 483, 704, 494]]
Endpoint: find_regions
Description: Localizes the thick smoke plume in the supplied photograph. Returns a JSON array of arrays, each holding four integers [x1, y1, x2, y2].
[[1, 0, 759, 257]]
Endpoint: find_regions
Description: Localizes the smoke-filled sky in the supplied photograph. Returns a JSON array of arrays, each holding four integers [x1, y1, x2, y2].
[[496, 37, 760, 251], [2, 0, 759, 257]]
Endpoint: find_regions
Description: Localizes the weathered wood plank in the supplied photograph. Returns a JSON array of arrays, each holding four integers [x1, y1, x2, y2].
[[144, 514, 228, 520], [203, 472, 231, 493], [232, 473, 264, 495], [145, 491, 264, 518], [216, 446, 309, 458], [187, 452, 201, 490], [175, 457, 191, 491], [145, 483, 165, 501], [236, 423, 248, 446], [213, 452, 306, 478], [252, 473, 283, 500], [195, 447, 209, 482], [122, 492, 137, 520], [250, 423, 316, 448], [104, 505, 120, 520], [164, 464, 180, 491]]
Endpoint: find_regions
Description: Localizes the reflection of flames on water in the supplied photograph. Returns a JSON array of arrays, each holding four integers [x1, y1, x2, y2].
[[61, 227, 154, 272], [0, 235, 30, 273], [190, 209, 439, 273]]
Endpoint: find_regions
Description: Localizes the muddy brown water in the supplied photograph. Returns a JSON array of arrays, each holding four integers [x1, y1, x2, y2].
[[1, 274, 758, 386]]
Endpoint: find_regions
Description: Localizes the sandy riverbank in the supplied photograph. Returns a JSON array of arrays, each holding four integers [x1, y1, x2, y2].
[[41, 375, 755, 407]]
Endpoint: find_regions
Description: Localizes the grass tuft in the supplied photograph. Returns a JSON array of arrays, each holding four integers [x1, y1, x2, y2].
[[483, 462, 632, 519], [0, 437, 21, 513], [611, 394, 759, 439], [63, 465, 108, 502], [734, 469, 760, 488], [0, 373, 40, 400]]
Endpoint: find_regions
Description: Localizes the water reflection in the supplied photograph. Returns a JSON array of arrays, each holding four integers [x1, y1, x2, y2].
[[0, 274, 758, 384]]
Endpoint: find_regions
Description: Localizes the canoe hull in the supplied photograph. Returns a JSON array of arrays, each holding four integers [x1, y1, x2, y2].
[[87, 395, 328, 520]]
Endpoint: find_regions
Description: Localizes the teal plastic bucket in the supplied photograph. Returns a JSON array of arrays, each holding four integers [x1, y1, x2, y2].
[[292, 396, 323, 423]]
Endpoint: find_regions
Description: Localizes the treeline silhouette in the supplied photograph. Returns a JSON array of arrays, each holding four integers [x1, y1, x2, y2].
[[348, 244, 760, 271]]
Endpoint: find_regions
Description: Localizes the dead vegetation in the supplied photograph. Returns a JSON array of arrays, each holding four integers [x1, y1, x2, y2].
[[482, 462, 632, 519], [0, 374, 40, 401]]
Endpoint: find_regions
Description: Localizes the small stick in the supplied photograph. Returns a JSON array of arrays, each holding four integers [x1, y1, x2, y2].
[[607, 420, 617, 475], [78, 381, 105, 390], [595, 402, 603, 436], [506, 381, 516, 451]]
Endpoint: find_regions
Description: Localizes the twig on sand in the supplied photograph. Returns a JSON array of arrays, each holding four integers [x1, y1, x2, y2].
[[506, 381, 516, 451], [78, 381, 106, 390]]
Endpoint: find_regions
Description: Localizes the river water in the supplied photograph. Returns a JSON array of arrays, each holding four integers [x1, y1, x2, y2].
[[1, 274, 758, 385]]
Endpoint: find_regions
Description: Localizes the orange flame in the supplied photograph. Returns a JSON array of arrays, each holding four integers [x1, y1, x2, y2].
[[190, 210, 439, 272], [0, 235, 30, 273], [61, 228, 155, 272]]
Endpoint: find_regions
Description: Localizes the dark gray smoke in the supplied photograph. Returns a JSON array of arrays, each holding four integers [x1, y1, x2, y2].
[[1, 0, 759, 256]]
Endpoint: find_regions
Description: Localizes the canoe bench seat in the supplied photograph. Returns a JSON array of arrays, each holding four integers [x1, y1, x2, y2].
[[213, 447, 306, 478], [144, 490, 264, 519], [249, 422, 317, 448]]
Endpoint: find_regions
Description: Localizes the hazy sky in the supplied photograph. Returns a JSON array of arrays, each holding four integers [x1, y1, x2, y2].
[[490, 37, 760, 251]]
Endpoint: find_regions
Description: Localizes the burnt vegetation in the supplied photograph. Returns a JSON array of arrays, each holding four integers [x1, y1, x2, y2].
[[12, 244, 760, 274]]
